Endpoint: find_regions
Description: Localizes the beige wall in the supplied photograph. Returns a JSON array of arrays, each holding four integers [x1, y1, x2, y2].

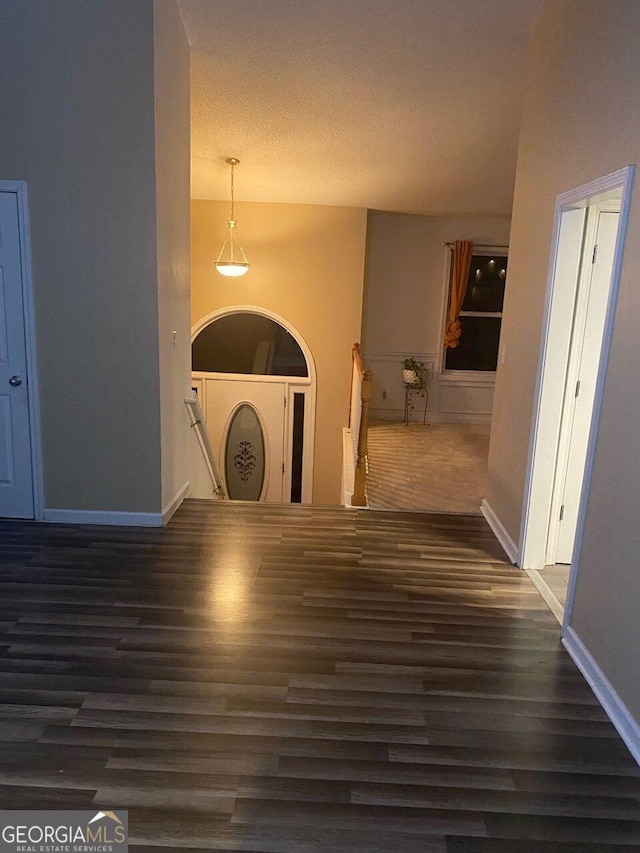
[[362, 211, 510, 422], [154, 0, 192, 511], [0, 0, 163, 513], [487, 1, 640, 719], [191, 200, 367, 505]]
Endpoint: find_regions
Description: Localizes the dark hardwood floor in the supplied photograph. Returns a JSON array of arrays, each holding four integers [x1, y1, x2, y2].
[[0, 499, 639, 851]]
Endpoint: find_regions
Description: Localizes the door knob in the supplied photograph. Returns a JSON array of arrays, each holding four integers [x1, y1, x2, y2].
[[8, 375, 22, 387]]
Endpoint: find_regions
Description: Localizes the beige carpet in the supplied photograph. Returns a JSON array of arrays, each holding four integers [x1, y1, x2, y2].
[[366, 422, 491, 514]]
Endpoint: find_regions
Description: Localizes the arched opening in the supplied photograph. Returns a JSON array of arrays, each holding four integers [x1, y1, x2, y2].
[[192, 313, 308, 377], [190, 307, 316, 504]]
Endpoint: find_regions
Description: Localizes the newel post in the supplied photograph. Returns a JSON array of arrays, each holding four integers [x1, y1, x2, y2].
[[351, 369, 372, 507]]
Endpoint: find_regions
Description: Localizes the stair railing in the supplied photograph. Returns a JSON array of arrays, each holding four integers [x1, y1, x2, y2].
[[349, 343, 372, 507]]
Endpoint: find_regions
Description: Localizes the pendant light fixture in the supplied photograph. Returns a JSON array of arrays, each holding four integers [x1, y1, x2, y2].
[[215, 157, 249, 278]]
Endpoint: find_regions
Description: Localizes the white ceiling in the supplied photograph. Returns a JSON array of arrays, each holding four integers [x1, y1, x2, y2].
[[178, 0, 542, 215]]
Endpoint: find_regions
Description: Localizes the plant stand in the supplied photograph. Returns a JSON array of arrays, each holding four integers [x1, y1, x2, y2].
[[403, 382, 428, 426]]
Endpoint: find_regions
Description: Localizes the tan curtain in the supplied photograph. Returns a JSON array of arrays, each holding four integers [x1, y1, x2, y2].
[[444, 240, 473, 349]]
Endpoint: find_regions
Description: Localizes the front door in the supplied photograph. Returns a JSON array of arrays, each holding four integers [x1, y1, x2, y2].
[[205, 378, 285, 502], [0, 192, 33, 518]]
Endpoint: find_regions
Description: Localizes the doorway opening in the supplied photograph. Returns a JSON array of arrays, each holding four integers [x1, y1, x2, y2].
[[519, 167, 633, 623], [189, 307, 316, 504], [365, 243, 506, 515]]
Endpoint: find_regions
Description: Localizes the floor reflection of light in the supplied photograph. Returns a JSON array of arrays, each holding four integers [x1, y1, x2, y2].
[[205, 540, 258, 625], [209, 577, 251, 623]]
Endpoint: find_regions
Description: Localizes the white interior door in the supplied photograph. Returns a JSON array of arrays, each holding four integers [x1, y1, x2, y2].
[[553, 209, 619, 563], [204, 378, 285, 502], [0, 192, 33, 519]]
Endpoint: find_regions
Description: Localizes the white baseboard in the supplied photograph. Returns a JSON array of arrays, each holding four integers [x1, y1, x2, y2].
[[563, 626, 640, 767], [162, 480, 191, 525], [480, 498, 518, 564], [44, 482, 192, 529], [369, 407, 491, 425], [43, 508, 163, 527]]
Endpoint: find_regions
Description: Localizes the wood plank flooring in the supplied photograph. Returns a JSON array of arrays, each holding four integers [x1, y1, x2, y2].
[[0, 499, 639, 851]]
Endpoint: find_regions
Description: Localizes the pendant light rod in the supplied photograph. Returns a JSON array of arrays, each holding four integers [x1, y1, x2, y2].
[[227, 157, 239, 222], [215, 157, 250, 278]]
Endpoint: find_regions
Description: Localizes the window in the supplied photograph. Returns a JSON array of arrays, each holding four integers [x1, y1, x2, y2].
[[444, 250, 507, 372], [192, 313, 308, 376], [290, 393, 305, 503]]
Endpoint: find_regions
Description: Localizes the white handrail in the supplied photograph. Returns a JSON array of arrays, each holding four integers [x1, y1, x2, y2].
[[184, 396, 227, 499], [350, 357, 363, 470]]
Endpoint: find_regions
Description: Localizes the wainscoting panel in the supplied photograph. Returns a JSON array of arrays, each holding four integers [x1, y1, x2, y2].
[[365, 351, 494, 424], [439, 382, 494, 416]]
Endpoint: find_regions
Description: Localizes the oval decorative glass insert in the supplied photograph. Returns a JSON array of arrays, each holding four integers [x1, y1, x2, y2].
[[224, 404, 266, 501]]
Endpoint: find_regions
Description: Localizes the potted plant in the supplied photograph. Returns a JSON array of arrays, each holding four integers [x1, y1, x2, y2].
[[402, 357, 426, 386]]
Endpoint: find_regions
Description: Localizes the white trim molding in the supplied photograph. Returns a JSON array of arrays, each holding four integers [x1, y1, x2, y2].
[[563, 626, 640, 767], [480, 498, 518, 564], [363, 350, 437, 362], [162, 480, 191, 524], [439, 376, 496, 389], [44, 481, 191, 528], [519, 165, 634, 575], [44, 509, 164, 527]]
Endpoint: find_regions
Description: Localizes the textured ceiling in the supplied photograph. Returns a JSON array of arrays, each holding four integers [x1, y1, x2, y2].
[[178, 0, 542, 215]]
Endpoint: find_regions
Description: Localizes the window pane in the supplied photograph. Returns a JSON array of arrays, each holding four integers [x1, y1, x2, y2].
[[224, 404, 265, 501], [461, 254, 507, 313], [444, 316, 501, 371], [193, 313, 308, 376], [290, 393, 305, 503]]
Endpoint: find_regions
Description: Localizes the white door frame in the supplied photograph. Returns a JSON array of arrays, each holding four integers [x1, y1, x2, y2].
[[545, 202, 620, 566], [518, 167, 634, 620], [191, 306, 316, 503], [0, 180, 44, 521]]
